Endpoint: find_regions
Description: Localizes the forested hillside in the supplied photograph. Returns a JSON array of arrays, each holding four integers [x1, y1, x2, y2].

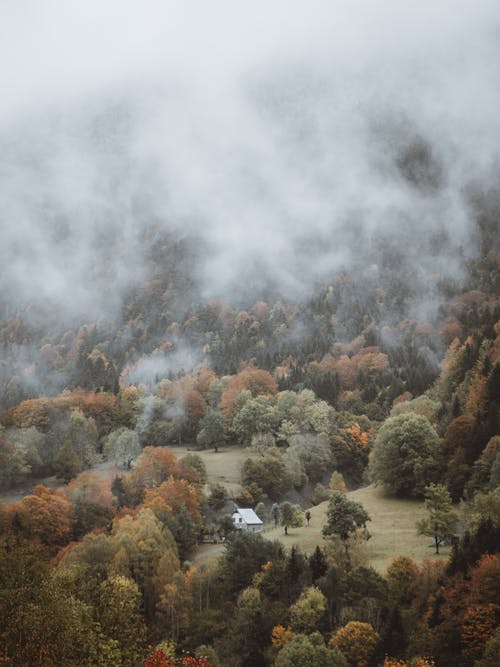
[[1, 2, 500, 666]]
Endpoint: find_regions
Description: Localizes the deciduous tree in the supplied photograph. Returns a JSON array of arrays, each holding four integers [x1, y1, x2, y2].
[[322, 492, 370, 547], [370, 414, 440, 497], [275, 632, 348, 667], [279, 501, 304, 535], [330, 621, 380, 667], [104, 427, 141, 469], [289, 586, 327, 634], [196, 410, 227, 451], [416, 484, 457, 554]]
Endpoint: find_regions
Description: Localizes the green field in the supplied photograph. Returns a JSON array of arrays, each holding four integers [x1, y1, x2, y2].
[[186, 456, 453, 572], [168, 444, 250, 496], [2, 440, 452, 574], [262, 485, 451, 573], [171, 445, 453, 573]]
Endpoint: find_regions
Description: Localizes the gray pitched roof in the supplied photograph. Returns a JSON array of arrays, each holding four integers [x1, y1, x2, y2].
[[233, 508, 263, 525]]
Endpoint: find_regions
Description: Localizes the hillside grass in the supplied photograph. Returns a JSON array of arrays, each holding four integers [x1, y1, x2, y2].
[[175, 446, 454, 572], [168, 445, 249, 495], [0, 441, 453, 573], [260, 484, 452, 573]]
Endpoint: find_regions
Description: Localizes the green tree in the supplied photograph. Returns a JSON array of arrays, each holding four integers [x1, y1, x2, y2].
[[196, 409, 227, 452], [241, 448, 292, 500], [330, 470, 347, 493], [323, 492, 370, 541], [287, 433, 333, 483], [7, 426, 44, 476], [180, 452, 207, 484], [96, 575, 146, 666], [67, 409, 99, 467], [254, 501, 266, 521], [417, 483, 458, 554], [322, 492, 370, 560], [275, 632, 348, 667], [370, 413, 441, 497], [232, 395, 277, 445], [0, 538, 103, 666], [217, 514, 236, 539], [208, 483, 228, 510], [226, 586, 268, 667], [111, 509, 179, 620], [271, 502, 280, 527], [279, 501, 304, 535], [220, 531, 284, 597], [339, 566, 388, 631], [386, 555, 419, 606], [289, 586, 327, 634], [103, 427, 141, 469], [309, 545, 328, 582]]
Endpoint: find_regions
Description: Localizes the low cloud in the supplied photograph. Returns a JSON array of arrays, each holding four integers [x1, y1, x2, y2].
[[1, 1, 499, 327]]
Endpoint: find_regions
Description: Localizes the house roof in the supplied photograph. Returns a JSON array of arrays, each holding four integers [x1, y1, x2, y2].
[[233, 508, 263, 525]]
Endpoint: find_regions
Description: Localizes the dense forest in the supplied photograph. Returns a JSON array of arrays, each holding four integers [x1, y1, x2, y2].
[[1, 198, 498, 666], [1, 2, 500, 666]]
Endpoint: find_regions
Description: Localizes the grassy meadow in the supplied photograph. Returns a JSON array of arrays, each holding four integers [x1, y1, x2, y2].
[[168, 445, 250, 496], [168, 444, 453, 572], [187, 455, 452, 572], [262, 485, 451, 573]]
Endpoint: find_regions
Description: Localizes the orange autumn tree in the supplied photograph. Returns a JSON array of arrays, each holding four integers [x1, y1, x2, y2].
[[171, 376, 206, 436], [460, 603, 500, 664], [219, 366, 277, 425], [193, 367, 217, 398], [345, 423, 369, 449], [143, 477, 202, 524], [6, 485, 74, 552], [331, 422, 371, 484], [271, 625, 294, 648], [330, 621, 380, 667], [0, 390, 120, 434], [127, 447, 180, 503], [469, 554, 500, 605]]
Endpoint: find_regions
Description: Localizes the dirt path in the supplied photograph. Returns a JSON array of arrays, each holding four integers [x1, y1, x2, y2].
[[192, 543, 225, 564]]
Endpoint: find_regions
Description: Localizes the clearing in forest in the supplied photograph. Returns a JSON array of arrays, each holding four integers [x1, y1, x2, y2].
[[262, 484, 452, 573], [168, 445, 249, 496]]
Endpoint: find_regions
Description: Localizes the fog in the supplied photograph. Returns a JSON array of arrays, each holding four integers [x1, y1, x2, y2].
[[1, 0, 499, 325]]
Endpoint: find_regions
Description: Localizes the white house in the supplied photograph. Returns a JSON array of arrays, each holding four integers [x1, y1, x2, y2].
[[232, 508, 263, 533]]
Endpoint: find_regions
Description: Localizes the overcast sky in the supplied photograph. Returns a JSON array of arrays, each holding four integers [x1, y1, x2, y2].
[[1, 0, 499, 321]]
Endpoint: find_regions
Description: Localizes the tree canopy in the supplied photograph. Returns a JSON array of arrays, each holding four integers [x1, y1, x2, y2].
[[370, 413, 441, 497]]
